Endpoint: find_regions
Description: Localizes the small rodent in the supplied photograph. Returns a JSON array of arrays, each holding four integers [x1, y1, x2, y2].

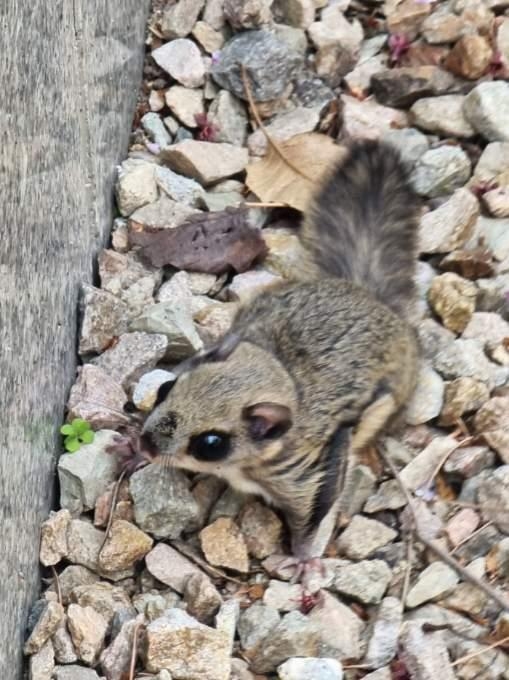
[[141, 139, 420, 584]]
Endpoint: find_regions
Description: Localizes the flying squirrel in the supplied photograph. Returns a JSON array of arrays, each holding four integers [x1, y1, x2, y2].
[[139, 139, 420, 587]]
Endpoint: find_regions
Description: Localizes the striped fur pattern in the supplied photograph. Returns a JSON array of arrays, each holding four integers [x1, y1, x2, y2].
[[142, 140, 420, 560]]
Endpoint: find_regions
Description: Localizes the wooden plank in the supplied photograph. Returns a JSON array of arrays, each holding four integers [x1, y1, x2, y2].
[[0, 2, 149, 676]]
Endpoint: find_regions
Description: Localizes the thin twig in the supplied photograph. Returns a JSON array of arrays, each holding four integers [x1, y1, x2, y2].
[[401, 533, 414, 605], [129, 622, 143, 680], [171, 539, 245, 585], [99, 469, 127, 554], [243, 201, 290, 208], [378, 444, 509, 612], [51, 566, 62, 606], [451, 635, 509, 667], [240, 64, 315, 183], [424, 435, 474, 490]]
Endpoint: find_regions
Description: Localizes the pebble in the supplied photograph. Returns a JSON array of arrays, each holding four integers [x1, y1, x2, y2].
[[248, 107, 320, 156], [411, 95, 475, 138], [428, 272, 477, 333], [371, 66, 455, 108], [362, 670, 391, 680], [97, 519, 153, 573], [203, 0, 226, 29], [50, 566, 99, 605], [239, 501, 283, 558], [141, 112, 172, 148], [91, 332, 168, 390], [165, 85, 205, 128], [400, 434, 458, 492], [386, 0, 431, 40], [263, 580, 303, 612], [24, 602, 64, 655], [53, 666, 100, 680], [278, 657, 343, 680], [160, 0, 205, 38], [439, 377, 490, 427], [249, 611, 321, 673], [70, 582, 135, 628], [274, 0, 315, 29], [66, 365, 128, 430], [445, 35, 493, 80], [29, 640, 55, 680], [151, 39, 205, 88], [443, 444, 494, 478], [227, 269, 284, 304], [224, 0, 272, 28], [130, 464, 200, 539], [78, 284, 128, 355], [52, 617, 77, 664], [199, 517, 250, 573], [144, 609, 231, 679], [161, 139, 248, 185], [332, 560, 392, 605], [406, 562, 459, 608], [411, 146, 471, 198], [434, 338, 508, 388], [337, 516, 397, 560], [238, 602, 281, 652], [58, 430, 118, 516], [211, 30, 302, 101], [208, 90, 248, 146], [149, 89, 165, 112], [482, 184, 509, 218], [308, 5, 363, 54], [464, 81, 509, 142], [418, 188, 479, 254], [155, 165, 206, 208], [132, 368, 176, 411], [400, 622, 456, 680], [100, 615, 143, 680], [463, 312, 509, 348], [364, 479, 406, 513], [183, 572, 223, 623], [364, 597, 403, 669], [308, 591, 364, 660], [405, 363, 444, 425], [67, 604, 107, 665], [194, 301, 239, 343], [446, 508, 480, 546], [40, 510, 71, 567], [339, 463, 377, 516], [345, 54, 386, 98], [130, 193, 198, 230], [340, 95, 408, 140], [385, 127, 429, 167], [192, 21, 225, 53], [474, 397, 509, 463], [422, 10, 465, 44], [145, 543, 205, 593], [66, 519, 133, 581], [131, 301, 203, 360], [115, 161, 158, 217]]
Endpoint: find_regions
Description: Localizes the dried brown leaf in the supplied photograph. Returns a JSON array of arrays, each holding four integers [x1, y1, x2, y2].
[[246, 133, 344, 212], [129, 208, 267, 274]]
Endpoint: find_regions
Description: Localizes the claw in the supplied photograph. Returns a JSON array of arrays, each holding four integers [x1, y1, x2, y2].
[[275, 555, 326, 596]]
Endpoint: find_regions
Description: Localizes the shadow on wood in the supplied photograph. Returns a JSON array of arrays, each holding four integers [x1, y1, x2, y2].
[[0, 2, 149, 676]]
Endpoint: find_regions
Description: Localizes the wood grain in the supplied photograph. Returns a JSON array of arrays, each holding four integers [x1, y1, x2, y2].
[[0, 2, 149, 676]]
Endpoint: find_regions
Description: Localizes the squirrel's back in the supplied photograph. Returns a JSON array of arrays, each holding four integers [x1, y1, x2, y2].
[[301, 140, 420, 318]]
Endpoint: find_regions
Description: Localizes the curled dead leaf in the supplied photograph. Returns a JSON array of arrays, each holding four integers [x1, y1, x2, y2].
[[246, 133, 345, 212], [129, 208, 267, 274]]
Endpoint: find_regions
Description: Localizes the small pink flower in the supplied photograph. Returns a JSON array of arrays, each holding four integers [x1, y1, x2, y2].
[[388, 33, 411, 64]]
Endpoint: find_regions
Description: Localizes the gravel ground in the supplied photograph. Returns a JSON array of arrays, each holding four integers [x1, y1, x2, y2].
[[24, 0, 509, 679]]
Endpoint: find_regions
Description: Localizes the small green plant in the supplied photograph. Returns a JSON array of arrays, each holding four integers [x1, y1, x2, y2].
[[60, 418, 95, 453]]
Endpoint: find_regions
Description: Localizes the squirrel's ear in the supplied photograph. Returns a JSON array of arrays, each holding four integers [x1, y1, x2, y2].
[[243, 402, 293, 440]]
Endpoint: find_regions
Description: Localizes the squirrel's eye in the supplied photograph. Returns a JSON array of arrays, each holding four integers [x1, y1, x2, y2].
[[188, 431, 231, 461]]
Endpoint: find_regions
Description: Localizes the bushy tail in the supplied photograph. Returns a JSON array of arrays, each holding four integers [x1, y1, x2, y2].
[[301, 139, 420, 318]]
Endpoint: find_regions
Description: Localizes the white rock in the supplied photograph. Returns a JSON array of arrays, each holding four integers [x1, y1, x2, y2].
[[278, 657, 343, 680], [115, 161, 158, 217], [411, 95, 475, 138], [209, 90, 248, 146], [160, 0, 205, 38], [248, 107, 320, 156], [152, 39, 205, 88], [58, 430, 118, 515], [141, 112, 172, 148], [165, 86, 205, 128], [419, 188, 479, 253], [412, 146, 471, 198], [464, 81, 509, 142], [406, 562, 459, 608], [405, 364, 445, 425], [161, 139, 249, 185]]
